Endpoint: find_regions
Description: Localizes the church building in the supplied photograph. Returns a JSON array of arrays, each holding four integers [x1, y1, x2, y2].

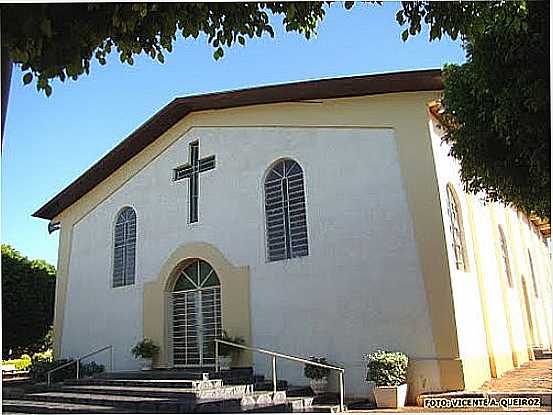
[[34, 69, 552, 400]]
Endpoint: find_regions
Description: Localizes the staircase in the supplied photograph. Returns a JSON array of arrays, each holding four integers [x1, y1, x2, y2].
[[2, 368, 343, 413], [532, 347, 552, 360]]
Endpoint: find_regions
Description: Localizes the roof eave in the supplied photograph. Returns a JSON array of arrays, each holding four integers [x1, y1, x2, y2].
[[33, 69, 443, 220]]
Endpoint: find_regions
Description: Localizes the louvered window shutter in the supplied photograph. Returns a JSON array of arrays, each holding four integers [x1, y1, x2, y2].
[[113, 207, 137, 287], [265, 160, 309, 262]]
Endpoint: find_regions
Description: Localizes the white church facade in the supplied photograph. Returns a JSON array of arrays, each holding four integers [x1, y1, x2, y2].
[[34, 69, 552, 400]]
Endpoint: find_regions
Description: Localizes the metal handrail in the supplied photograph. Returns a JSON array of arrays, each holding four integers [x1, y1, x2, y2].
[[46, 345, 113, 386], [214, 339, 345, 412]]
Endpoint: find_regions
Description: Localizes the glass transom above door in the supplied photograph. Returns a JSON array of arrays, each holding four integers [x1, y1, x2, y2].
[[174, 259, 220, 291]]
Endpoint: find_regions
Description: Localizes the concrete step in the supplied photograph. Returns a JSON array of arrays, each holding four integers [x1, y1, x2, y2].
[[95, 367, 254, 382], [63, 378, 223, 389], [2, 398, 295, 414], [254, 379, 288, 391], [3, 369, 327, 414], [59, 382, 253, 400], [196, 384, 254, 400], [533, 348, 552, 360], [48, 384, 204, 398], [2, 371, 30, 381], [95, 370, 212, 380], [294, 404, 343, 413], [2, 399, 134, 414], [4, 390, 195, 411], [3, 382, 257, 413], [240, 390, 287, 407], [287, 386, 314, 397], [194, 399, 291, 413], [345, 400, 377, 410], [314, 392, 341, 405], [287, 396, 315, 410], [243, 403, 292, 413]]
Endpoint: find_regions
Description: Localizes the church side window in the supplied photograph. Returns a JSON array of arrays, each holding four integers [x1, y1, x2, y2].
[[528, 250, 539, 298], [113, 207, 137, 287], [498, 226, 514, 288], [264, 159, 309, 262], [445, 184, 468, 271]]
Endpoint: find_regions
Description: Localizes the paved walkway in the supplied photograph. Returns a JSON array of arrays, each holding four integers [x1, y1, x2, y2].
[[349, 359, 551, 413], [479, 359, 551, 393]]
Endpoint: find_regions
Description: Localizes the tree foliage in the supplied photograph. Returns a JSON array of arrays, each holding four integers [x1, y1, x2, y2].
[[2, 244, 56, 357], [397, 1, 549, 218], [1, 1, 548, 217], [436, 1, 549, 219], [1, 2, 330, 96]]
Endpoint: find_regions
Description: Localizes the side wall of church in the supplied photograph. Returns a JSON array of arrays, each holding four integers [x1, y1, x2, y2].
[[429, 118, 552, 390], [428, 119, 493, 389], [52, 92, 461, 399]]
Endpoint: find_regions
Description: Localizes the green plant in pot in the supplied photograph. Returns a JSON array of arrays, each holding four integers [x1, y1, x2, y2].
[[216, 331, 245, 370], [365, 350, 409, 408], [304, 357, 331, 394], [131, 338, 159, 371]]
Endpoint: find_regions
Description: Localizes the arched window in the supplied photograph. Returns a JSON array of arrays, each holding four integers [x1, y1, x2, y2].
[[113, 207, 137, 287], [527, 250, 539, 298], [445, 184, 468, 271], [498, 226, 514, 287], [264, 159, 309, 262]]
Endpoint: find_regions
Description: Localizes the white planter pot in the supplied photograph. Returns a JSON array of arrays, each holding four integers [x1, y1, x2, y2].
[[309, 377, 328, 394], [219, 355, 232, 370], [140, 358, 153, 371], [373, 384, 408, 408]]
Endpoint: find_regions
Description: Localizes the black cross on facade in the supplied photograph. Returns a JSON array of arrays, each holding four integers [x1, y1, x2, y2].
[[173, 141, 216, 223]]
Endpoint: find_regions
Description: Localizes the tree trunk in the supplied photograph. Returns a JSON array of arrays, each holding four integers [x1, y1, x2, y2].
[[1, 46, 12, 147]]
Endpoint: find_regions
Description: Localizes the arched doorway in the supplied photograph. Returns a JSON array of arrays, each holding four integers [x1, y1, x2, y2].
[[171, 259, 222, 367]]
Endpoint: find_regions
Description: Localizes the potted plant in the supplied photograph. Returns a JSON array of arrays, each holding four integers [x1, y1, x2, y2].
[[304, 357, 331, 394], [365, 350, 409, 408], [131, 338, 160, 371], [217, 331, 245, 370]]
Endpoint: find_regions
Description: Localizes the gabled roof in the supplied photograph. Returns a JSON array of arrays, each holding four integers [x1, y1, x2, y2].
[[33, 69, 443, 220]]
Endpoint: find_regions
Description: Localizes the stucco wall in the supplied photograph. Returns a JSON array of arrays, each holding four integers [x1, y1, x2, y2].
[[508, 210, 552, 349], [428, 117, 552, 390], [428, 119, 492, 388], [59, 122, 435, 397], [52, 92, 470, 400]]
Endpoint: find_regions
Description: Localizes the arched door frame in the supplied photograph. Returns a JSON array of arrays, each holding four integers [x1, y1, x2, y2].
[[170, 259, 222, 367], [143, 242, 252, 368]]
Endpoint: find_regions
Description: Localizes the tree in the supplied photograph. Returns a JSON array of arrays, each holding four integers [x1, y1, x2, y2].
[[398, 0, 549, 219], [439, 2, 549, 219], [1, 1, 549, 218], [2, 244, 56, 357], [0, 3, 329, 96]]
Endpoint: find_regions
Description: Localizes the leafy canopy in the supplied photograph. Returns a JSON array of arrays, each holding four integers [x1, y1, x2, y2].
[[2, 1, 548, 217], [399, 0, 549, 219], [2, 244, 56, 357], [1, 2, 330, 96], [439, 1, 549, 219]]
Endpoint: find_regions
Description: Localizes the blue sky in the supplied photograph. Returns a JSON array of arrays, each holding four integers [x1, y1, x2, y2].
[[1, 2, 466, 266]]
